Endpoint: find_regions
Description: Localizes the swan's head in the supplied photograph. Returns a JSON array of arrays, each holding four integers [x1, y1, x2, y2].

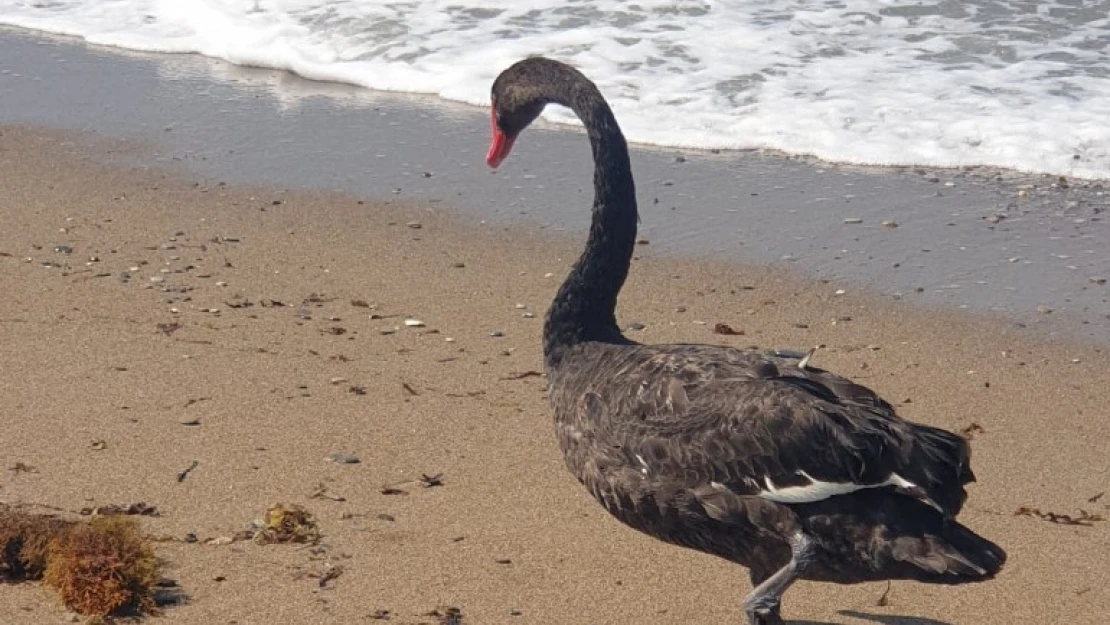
[[486, 58, 561, 168]]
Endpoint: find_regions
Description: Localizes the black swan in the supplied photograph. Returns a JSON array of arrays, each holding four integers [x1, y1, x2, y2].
[[485, 57, 1005, 625]]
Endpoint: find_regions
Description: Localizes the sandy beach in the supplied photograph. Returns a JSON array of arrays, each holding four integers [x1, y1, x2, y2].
[[2, 28, 1109, 625], [2, 125, 1108, 624]]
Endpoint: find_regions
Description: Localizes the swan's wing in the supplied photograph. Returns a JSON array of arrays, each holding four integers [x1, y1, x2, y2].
[[570, 344, 970, 517]]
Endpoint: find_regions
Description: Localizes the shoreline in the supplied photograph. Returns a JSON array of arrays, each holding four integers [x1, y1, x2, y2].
[[1, 26, 1107, 347], [2, 119, 1098, 355]]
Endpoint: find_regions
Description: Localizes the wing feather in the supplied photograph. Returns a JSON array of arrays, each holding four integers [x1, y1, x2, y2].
[[558, 343, 971, 517]]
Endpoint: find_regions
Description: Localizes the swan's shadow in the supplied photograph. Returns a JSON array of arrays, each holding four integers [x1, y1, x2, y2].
[[788, 610, 954, 625]]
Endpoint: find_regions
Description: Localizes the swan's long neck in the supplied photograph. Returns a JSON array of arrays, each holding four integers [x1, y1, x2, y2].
[[543, 86, 638, 366]]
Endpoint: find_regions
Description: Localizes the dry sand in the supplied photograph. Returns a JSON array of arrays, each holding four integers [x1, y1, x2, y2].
[[1, 126, 1108, 624]]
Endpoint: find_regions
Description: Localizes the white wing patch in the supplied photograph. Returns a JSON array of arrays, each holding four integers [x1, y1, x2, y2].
[[758, 470, 920, 504]]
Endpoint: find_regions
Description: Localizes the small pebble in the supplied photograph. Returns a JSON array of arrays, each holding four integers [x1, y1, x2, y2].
[[150, 276, 164, 283], [843, 217, 863, 224], [404, 319, 425, 327], [327, 453, 361, 464], [490, 330, 504, 337], [406, 221, 422, 229], [834, 289, 846, 296], [379, 328, 396, 335], [522, 312, 535, 318], [53, 245, 73, 254], [628, 322, 646, 331], [179, 418, 201, 426], [1090, 276, 1107, 285], [881, 219, 899, 228]]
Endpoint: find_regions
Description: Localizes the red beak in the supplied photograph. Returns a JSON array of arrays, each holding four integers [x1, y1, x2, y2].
[[485, 107, 515, 168]]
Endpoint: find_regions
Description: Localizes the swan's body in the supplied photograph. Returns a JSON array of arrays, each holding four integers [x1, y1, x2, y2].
[[486, 57, 1004, 624]]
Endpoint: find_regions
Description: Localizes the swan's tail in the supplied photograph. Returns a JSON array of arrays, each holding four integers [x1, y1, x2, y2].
[[798, 492, 1006, 584], [886, 518, 1006, 583]]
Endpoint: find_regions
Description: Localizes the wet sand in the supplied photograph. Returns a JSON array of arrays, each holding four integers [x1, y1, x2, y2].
[[2, 126, 1109, 624], [1, 27, 1107, 345]]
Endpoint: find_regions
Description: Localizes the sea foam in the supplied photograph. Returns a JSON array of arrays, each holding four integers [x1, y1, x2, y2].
[[2, 0, 1107, 179]]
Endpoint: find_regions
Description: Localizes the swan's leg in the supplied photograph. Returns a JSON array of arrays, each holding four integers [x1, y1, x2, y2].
[[742, 532, 814, 625], [746, 567, 784, 625]]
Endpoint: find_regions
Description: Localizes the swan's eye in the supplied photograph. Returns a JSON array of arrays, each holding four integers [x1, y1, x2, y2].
[[491, 97, 511, 128]]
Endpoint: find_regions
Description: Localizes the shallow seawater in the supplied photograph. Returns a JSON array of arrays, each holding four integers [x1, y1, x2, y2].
[[0, 0, 1108, 178]]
